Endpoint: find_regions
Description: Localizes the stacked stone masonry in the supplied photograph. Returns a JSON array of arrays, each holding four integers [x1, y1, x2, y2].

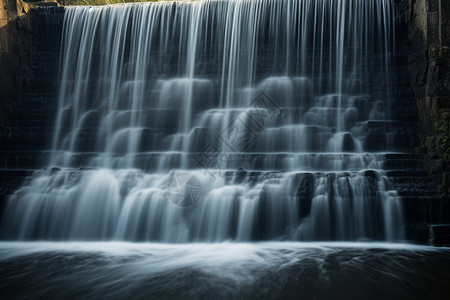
[[407, 0, 450, 194]]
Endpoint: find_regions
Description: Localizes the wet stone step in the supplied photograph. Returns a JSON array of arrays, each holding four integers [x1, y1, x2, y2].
[[431, 225, 450, 246], [363, 138, 419, 152], [384, 157, 424, 170], [0, 128, 53, 151], [5, 111, 58, 128], [401, 196, 448, 224], [392, 182, 440, 193], [387, 170, 432, 177], [0, 152, 51, 169], [0, 170, 35, 210], [405, 222, 432, 245]]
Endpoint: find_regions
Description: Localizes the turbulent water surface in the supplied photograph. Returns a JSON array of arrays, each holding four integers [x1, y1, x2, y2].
[[0, 242, 449, 299]]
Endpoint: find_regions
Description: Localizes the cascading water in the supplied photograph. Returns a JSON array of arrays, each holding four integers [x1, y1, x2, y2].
[[0, 0, 405, 242]]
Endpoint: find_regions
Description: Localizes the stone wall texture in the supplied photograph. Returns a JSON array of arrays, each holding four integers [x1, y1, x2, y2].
[[405, 0, 450, 244], [0, 0, 63, 210], [407, 0, 450, 192]]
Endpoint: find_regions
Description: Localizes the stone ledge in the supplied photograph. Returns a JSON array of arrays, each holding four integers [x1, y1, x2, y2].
[[405, 222, 450, 246]]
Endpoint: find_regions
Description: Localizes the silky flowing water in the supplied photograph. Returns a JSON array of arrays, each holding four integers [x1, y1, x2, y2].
[[1, 0, 404, 242]]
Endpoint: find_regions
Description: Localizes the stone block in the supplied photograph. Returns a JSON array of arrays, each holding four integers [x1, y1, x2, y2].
[[414, 12, 428, 29], [406, 0, 412, 10], [424, 96, 432, 110], [425, 152, 439, 161], [426, 136, 437, 151], [431, 225, 450, 246], [442, 0, 450, 17], [431, 97, 450, 110], [428, 47, 440, 60], [427, 64, 439, 84], [426, 0, 439, 12], [443, 172, 450, 184], [432, 173, 443, 184], [430, 159, 444, 173], [429, 82, 450, 97], [437, 62, 450, 81], [427, 25, 440, 48], [405, 222, 430, 244], [427, 11, 440, 26]]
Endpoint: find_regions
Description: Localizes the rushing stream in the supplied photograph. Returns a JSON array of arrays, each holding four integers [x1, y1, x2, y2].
[[1, 242, 449, 299]]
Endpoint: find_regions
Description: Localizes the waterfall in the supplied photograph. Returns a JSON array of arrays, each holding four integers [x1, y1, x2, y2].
[[0, 0, 405, 242]]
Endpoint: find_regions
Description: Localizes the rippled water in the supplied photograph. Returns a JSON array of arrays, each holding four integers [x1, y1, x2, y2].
[[1, 242, 449, 299]]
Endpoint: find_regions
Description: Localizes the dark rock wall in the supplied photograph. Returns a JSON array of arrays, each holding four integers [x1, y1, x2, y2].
[[0, 1, 63, 207], [402, 0, 450, 243], [407, 0, 450, 193], [1, 0, 31, 128]]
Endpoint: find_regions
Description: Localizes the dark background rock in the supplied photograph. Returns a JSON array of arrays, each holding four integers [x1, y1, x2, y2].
[[0, 0, 63, 211]]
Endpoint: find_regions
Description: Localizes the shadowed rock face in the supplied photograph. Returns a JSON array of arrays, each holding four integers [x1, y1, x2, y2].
[[407, 0, 450, 199], [0, 0, 30, 119], [0, 1, 63, 208], [0, 0, 33, 206]]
